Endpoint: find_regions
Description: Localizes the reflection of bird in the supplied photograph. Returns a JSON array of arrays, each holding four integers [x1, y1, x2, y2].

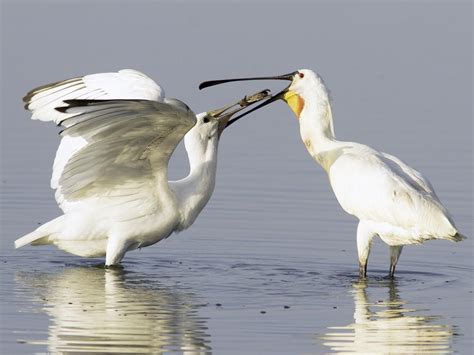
[[15, 69, 269, 265], [200, 69, 465, 278], [16, 267, 211, 353], [321, 280, 452, 354]]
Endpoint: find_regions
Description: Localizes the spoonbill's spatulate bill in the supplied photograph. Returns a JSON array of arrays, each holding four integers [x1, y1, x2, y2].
[[200, 69, 466, 278], [15, 69, 270, 266]]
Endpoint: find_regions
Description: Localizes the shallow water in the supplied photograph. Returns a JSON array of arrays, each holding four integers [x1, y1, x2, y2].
[[1, 1, 472, 354], [1, 118, 472, 354]]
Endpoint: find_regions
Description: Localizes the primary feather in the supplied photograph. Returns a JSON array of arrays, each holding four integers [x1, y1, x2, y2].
[[24, 69, 164, 123], [23, 69, 166, 210]]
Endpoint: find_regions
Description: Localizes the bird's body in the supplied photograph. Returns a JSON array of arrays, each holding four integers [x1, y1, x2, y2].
[[199, 69, 465, 277], [291, 70, 463, 276], [15, 70, 267, 265], [328, 144, 456, 246]]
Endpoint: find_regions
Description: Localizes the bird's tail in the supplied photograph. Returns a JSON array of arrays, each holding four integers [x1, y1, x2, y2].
[[15, 229, 49, 248], [14, 217, 61, 248]]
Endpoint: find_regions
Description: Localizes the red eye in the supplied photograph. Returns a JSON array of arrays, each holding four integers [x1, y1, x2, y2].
[[298, 72, 304, 78]]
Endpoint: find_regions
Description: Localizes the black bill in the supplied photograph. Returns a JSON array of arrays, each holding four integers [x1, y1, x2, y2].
[[200, 71, 298, 126]]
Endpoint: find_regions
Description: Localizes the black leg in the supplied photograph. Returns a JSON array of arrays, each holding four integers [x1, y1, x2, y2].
[[389, 263, 396, 278], [359, 261, 367, 279], [389, 246, 402, 278]]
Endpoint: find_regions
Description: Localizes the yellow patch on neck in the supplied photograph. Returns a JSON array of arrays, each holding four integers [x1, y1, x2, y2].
[[283, 90, 305, 118]]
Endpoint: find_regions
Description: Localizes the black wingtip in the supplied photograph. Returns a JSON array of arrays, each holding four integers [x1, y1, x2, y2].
[[22, 94, 31, 104], [54, 99, 102, 114], [55, 98, 150, 115], [54, 99, 98, 113], [63, 98, 147, 106], [62, 99, 98, 106], [23, 93, 34, 110], [55, 106, 69, 113]]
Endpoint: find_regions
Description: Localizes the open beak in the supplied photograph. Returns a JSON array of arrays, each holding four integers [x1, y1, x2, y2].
[[199, 71, 297, 125], [207, 89, 272, 136]]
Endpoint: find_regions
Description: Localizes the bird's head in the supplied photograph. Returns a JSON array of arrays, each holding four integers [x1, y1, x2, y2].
[[191, 112, 223, 143], [184, 89, 271, 154], [183, 112, 223, 163], [199, 69, 328, 120]]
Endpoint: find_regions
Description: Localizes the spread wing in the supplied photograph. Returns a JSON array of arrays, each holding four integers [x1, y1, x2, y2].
[[23, 69, 169, 210], [24, 69, 165, 123], [55, 99, 196, 209]]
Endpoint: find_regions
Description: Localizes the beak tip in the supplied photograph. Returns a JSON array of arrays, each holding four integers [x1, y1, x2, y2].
[[198, 81, 219, 90]]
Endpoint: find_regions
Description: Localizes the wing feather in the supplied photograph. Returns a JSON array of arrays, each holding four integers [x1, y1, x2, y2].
[[330, 147, 454, 235], [380, 152, 436, 196], [23, 70, 167, 210], [24, 69, 165, 123], [56, 99, 196, 205]]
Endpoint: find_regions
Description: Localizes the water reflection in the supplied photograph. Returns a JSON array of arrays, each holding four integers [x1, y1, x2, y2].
[[321, 280, 452, 354], [16, 267, 211, 354]]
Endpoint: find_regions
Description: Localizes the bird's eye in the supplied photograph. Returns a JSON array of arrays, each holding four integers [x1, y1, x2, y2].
[[203, 116, 210, 123], [298, 72, 305, 78]]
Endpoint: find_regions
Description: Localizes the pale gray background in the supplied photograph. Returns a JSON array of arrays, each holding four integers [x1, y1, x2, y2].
[[1, 0, 472, 354]]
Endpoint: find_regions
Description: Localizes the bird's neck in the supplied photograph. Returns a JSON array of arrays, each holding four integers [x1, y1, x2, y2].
[[298, 96, 343, 172], [170, 137, 219, 231]]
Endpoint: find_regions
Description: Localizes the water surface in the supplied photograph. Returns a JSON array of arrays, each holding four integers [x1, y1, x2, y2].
[[1, 1, 472, 354]]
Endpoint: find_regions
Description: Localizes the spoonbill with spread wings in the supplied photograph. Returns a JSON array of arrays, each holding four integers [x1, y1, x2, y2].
[[15, 69, 269, 266]]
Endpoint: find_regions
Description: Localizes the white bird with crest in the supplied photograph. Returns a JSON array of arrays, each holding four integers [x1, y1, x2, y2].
[[200, 69, 466, 278], [15, 69, 269, 266]]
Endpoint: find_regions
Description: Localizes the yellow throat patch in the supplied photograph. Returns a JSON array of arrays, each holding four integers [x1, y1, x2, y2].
[[283, 91, 305, 118]]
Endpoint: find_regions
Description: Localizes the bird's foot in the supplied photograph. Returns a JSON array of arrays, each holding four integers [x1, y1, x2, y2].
[[104, 264, 124, 270], [389, 264, 396, 279]]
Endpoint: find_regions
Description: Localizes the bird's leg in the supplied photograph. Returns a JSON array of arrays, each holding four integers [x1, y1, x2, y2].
[[357, 221, 374, 279], [389, 245, 403, 278], [359, 261, 368, 279], [105, 237, 129, 267]]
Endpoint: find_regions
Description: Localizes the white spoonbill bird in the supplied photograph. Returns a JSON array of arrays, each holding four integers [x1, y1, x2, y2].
[[200, 69, 466, 278], [15, 69, 270, 266]]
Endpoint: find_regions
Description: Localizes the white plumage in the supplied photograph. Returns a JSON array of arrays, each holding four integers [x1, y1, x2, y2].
[[15, 69, 268, 265], [24, 69, 166, 210], [199, 69, 465, 277], [288, 69, 465, 277], [25, 69, 164, 123]]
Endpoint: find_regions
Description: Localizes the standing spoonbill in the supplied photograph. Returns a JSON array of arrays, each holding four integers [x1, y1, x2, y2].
[[199, 69, 465, 278], [15, 69, 270, 266]]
